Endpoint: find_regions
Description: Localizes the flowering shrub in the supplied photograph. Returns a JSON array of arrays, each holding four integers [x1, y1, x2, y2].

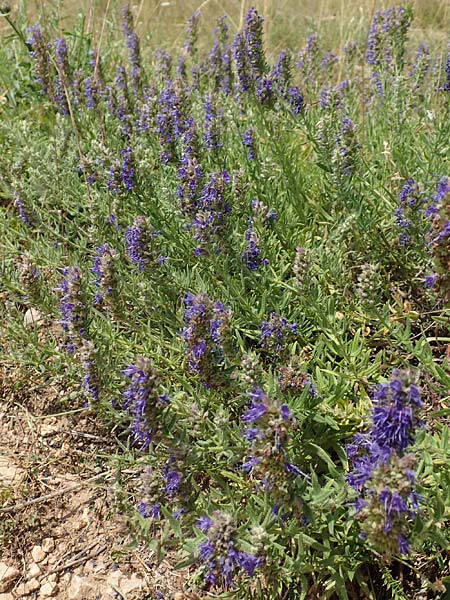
[[2, 3, 450, 598]]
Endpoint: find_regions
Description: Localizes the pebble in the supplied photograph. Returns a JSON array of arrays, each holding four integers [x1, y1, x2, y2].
[[14, 578, 40, 596], [0, 563, 19, 593], [27, 563, 41, 578], [46, 553, 59, 566], [26, 578, 40, 593], [0, 457, 23, 486], [72, 520, 86, 532], [40, 581, 58, 597], [31, 545, 46, 564], [118, 574, 144, 595], [23, 307, 44, 328], [84, 560, 104, 574], [40, 424, 59, 438], [42, 538, 55, 554], [67, 575, 96, 600], [106, 569, 122, 589]]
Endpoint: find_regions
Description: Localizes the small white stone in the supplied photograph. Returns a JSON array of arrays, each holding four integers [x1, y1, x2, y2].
[[118, 574, 144, 595], [58, 573, 71, 589], [72, 520, 86, 531], [27, 563, 41, 578], [40, 581, 58, 597], [31, 545, 46, 563], [40, 423, 59, 438], [41, 537, 55, 554], [45, 556, 56, 567], [106, 570, 122, 593], [0, 457, 24, 486], [23, 307, 44, 328], [27, 578, 40, 592], [84, 560, 104, 574], [0, 562, 20, 593], [16, 578, 40, 595], [67, 575, 96, 600]]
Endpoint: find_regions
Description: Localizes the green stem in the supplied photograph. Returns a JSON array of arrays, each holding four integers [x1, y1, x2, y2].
[[2, 13, 31, 51]]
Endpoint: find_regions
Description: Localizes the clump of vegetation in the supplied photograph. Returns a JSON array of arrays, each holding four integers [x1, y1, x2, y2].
[[1, 2, 450, 598]]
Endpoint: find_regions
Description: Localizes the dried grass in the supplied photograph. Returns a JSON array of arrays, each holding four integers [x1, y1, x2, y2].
[[3, 0, 448, 52]]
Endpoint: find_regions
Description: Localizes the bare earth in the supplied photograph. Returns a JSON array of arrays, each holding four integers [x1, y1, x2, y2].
[[0, 363, 190, 600]]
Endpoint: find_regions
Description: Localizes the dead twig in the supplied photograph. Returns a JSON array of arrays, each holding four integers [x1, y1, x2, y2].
[[51, 530, 99, 568], [46, 542, 107, 576], [64, 429, 111, 442], [0, 469, 114, 514], [48, 546, 108, 576]]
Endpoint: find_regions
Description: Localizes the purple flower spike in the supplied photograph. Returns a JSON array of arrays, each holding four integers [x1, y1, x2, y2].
[[184, 11, 201, 56], [57, 266, 87, 352], [204, 95, 222, 150], [242, 228, 268, 271], [442, 47, 450, 92], [259, 312, 298, 360], [346, 370, 423, 556], [242, 395, 267, 423], [196, 516, 213, 532], [27, 23, 52, 96], [122, 4, 142, 93], [125, 216, 156, 270], [181, 292, 231, 385], [164, 470, 182, 496], [241, 389, 298, 507], [14, 192, 33, 227], [424, 274, 437, 289], [78, 339, 99, 404], [123, 357, 167, 450], [121, 147, 135, 192], [53, 37, 70, 115], [280, 405, 292, 420], [242, 129, 257, 160], [92, 243, 118, 309], [196, 512, 261, 589], [236, 552, 263, 577]]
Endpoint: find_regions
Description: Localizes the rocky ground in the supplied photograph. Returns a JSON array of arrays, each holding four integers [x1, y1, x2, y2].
[[0, 358, 190, 600]]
